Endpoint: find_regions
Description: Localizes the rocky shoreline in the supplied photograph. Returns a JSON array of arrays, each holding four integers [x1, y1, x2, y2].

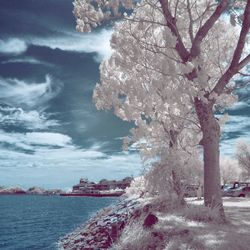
[[59, 197, 141, 250]]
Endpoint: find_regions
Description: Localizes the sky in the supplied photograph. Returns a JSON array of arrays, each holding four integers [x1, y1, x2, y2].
[[0, 0, 249, 189], [0, 0, 143, 189]]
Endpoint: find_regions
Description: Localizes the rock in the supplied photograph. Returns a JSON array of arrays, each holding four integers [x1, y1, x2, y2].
[[81, 232, 89, 236], [151, 230, 164, 240], [111, 223, 118, 241], [132, 208, 142, 219], [143, 204, 152, 213], [143, 213, 158, 228], [118, 221, 125, 231], [59, 198, 140, 249], [100, 242, 111, 248]]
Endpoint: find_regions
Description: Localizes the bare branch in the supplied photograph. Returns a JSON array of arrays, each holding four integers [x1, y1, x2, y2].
[[237, 70, 250, 77]]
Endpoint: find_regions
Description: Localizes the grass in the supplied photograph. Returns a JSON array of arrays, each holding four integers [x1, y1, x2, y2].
[[113, 197, 250, 250]]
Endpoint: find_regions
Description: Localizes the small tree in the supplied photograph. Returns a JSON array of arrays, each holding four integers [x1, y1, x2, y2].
[[236, 142, 250, 180], [220, 157, 240, 185], [145, 148, 203, 197]]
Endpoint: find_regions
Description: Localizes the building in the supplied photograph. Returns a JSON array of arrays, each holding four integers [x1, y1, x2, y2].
[[72, 177, 133, 193]]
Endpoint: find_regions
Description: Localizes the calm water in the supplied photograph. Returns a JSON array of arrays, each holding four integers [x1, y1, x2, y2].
[[0, 195, 117, 250]]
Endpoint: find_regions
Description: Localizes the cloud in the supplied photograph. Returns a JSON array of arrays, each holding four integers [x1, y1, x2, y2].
[[0, 131, 34, 152], [30, 29, 113, 62], [0, 104, 58, 130], [0, 149, 141, 189], [1, 57, 54, 67], [0, 75, 61, 133], [228, 101, 250, 111], [220, 115, 250, 156], [0, 38, 27, 55], [220, 137, 250, 157], [0, 75, 62, 110], [220, 139, 237, 156], [0, 130, 73, 152], [0, 29, 113, 62], [0, 129, 142, 188], [221, 115, 250, 135], [25, 132, 72, 147]]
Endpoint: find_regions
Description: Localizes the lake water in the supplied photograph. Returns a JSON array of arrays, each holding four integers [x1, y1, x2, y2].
[[0, 195, 117, 250]]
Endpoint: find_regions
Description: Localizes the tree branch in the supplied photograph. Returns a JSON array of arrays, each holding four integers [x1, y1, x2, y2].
[[159, 0, 189, 62], [238, 54, 250, 70], [237, 70, 250, 77], [189, 0, 229, 60], [187, 0, 194, 43], [212, 1, 250, 96]]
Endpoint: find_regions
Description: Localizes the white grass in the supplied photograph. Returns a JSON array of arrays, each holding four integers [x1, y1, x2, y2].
[[115, 197, 250, 250]]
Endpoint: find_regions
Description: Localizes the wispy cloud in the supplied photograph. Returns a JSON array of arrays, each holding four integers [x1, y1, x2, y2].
[[1, 57, 54, 67], [0, 75, 62, 132], [221, 115, 250, 135], [220, 115, 250, 156], [228, 101, 250, 111], [26, 132, 72, 147], [30, 29, 113, 62], [0, 75, 62, 110], [0, 38, 27, 55], [0, 130, 72, 151], [0, 129, 141, 188], [0, 105, 58, 130], [0, 29, 113, 62]]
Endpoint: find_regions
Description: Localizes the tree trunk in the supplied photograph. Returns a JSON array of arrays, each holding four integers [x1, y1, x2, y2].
[[194, 97, 225, 217], [169, 130, 185, 205]]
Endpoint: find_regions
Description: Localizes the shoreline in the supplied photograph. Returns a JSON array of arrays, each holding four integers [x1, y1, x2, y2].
[[0, 193, 60, 196], [59, 196, 140, 250], [60, 192, 124, 197]]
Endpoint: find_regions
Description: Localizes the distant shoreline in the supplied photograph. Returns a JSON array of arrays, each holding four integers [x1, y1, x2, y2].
[[0, 192, 27, 195], [0, 187, 63, 196], [0, 192, 59, 196]]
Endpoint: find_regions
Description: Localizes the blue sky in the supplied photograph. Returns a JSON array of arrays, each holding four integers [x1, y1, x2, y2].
[[0, 0, 249, 189]]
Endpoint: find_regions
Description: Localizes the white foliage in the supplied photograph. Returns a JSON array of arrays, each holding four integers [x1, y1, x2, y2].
[[73, 0, 134, 32], [92, 1, 240, 150], [125, 176, 145, 198], [220, 156, 241, 184], [236, 142, 250, 179], [217, 113, 230, 127], [145, 149, 203, 197]]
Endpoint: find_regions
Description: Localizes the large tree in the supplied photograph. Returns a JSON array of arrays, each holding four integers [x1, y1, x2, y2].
[[74, 0, 250, 213]]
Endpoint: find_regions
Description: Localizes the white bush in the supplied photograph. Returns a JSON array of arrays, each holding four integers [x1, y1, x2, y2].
[[125, 176, 146, 198]]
